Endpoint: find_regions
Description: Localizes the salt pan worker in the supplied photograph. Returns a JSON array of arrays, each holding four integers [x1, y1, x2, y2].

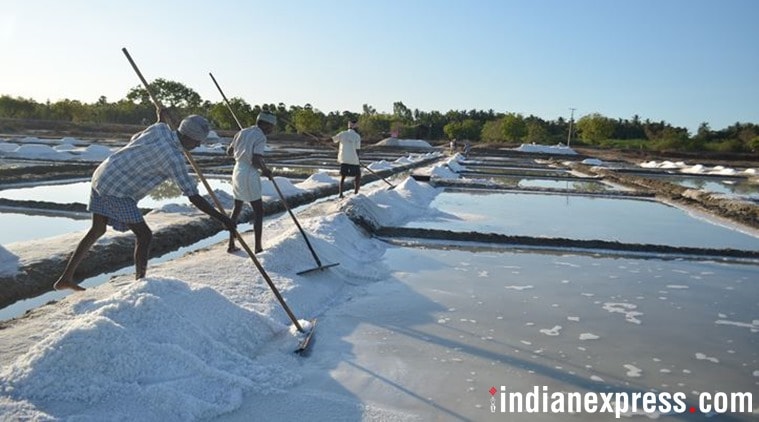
[[53, 110, 236, 291], [226, 111, 275, 253], [332, 119, 361, 198]]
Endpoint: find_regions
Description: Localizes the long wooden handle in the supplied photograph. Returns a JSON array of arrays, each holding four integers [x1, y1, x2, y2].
[[209, 72, 323, 266], [279, 116, 396, 188], [121, 48, 303, 332], [209, 72, 244, 130], [122, 48, 164, 109]]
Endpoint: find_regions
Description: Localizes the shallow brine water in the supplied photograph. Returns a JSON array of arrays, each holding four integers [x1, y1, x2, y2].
[[0, 178, 235, 209], [404, 190, 759, 251], [0, 211, 92, 245], [0, 178, 238, 245], [478, 176, 622, 192], [321, 246, 759, 420], [462, 167, 570, 177], [647, 174, 759, 199]]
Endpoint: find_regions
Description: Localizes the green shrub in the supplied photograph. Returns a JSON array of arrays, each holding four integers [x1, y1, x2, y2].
[[748, 136, 759, 152], [597, 139, 650, 150], [704, 139, 746, 153]]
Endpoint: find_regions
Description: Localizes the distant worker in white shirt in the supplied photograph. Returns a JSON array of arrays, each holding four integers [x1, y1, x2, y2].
[[226, 112, 275, 254], [332, 119, 361, 198]]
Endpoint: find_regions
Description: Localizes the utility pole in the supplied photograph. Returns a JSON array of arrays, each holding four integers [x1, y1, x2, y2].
[[566, 108, 576, 147]]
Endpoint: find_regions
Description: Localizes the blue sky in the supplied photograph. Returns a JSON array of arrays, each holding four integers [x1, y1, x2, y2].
[[1, 0, 757, 134]]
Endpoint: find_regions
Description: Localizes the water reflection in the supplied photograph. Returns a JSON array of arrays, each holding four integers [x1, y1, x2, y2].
[[0, 178, 236, 245], [0, 177, 235, 209], [147, 179, 184, 200], [648, 175, 759, 199], [403, 190, 759, 250], [1, 212, 92, 245], [0, 180, 91, 203], [517, 178, 615, 192], [383, 246, 759, 416]]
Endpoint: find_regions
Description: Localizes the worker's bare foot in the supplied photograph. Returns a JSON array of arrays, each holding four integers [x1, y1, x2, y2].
[[255, 248, 263, 254], [227, 245, 240, 253], [53, 279, 86, 292]]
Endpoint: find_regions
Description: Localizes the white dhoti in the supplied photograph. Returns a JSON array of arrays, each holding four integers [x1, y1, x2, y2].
[[232, 161, 262, 202]]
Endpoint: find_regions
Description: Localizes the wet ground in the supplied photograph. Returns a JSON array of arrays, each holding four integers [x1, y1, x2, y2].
[[2, 135, 759, 420], [295, 246, 759, 420]]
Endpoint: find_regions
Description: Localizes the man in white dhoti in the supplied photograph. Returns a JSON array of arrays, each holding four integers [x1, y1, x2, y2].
[[226, 112, 275, 253]]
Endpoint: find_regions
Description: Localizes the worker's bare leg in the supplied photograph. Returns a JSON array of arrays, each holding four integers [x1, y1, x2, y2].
[[227, 200, 244, 252], [53, 214, 108, 291], [250, 199, 264, 253], [128, 221, 152, 280]]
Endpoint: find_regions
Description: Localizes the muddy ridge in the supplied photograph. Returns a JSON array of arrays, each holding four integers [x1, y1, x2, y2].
[[370, 226, 759, 260], [570, 162, 759, 231]]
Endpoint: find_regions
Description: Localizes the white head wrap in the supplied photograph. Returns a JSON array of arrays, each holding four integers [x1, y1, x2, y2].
[[256, 112, 277, 126], [178, 115, 210, 142]]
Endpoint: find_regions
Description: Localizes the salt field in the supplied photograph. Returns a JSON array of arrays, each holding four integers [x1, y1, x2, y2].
[[2, 2, 759, 419], [270, 246, 759, 421], [1, 139, 758, 420]]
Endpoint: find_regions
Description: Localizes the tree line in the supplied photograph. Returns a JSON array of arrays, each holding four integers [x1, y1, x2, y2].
[[1, 79, 757, 152]]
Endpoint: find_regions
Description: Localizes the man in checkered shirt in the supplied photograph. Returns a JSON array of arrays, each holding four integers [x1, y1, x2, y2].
[[53, 111, 235, 291]]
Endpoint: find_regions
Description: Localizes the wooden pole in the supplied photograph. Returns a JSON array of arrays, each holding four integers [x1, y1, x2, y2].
[[121, 48, 304, 332]]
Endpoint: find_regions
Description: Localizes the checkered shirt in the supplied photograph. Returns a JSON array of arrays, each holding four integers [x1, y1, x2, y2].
[[91, 123, 199, 201]]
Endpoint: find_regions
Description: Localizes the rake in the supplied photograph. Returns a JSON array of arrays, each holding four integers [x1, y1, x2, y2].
[[122, 48, 315, 353], [208, 72, 340, 276]]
